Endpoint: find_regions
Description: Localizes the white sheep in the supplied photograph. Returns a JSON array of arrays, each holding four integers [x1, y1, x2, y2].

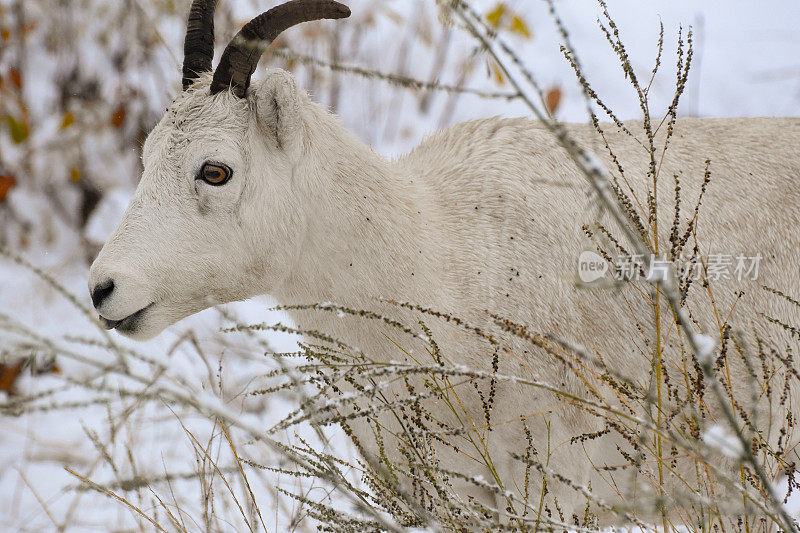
[[88, 0, 800, 522]]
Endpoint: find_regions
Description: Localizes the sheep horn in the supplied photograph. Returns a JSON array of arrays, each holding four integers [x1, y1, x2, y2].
[[182, 0, 219, 90], [210, 0, 350, 97]]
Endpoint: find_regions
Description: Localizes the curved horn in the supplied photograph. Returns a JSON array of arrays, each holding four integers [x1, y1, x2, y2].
[[182, 0, 219, 90], [210, 0, 350, 97]]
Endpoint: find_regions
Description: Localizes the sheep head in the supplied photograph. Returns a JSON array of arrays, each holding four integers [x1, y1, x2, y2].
[[88, 0, 350, 340]]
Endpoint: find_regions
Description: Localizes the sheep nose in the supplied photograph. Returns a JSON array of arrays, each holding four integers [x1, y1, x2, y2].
[[91, 279, 115, 310]]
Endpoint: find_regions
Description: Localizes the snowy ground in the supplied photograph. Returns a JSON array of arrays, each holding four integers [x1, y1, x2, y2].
[[1, 0, 799, 531]]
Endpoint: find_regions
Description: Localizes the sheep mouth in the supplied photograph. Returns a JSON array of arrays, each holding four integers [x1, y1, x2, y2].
[[99, 303, 153, 332]]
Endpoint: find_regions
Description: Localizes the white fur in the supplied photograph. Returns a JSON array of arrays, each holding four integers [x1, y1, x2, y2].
[[90, 70, 800, 519]]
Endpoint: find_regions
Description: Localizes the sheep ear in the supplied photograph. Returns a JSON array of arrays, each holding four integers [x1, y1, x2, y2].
[[251, 70, 303, 155]]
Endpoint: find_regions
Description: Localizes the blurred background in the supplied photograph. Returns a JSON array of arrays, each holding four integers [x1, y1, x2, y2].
[[0, 0, 798, 529]]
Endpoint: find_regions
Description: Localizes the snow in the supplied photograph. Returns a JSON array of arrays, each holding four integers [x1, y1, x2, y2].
[[694, 333, 717, 363], [702, 424, 744, 459]]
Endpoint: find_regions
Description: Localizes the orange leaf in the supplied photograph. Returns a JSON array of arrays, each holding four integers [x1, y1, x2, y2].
[[70, 167, 81, 182], [510, 16, 532, 39], [4, 115, 29, 143], [9, 68, 21, 89], [61, 112, 75, 129], [489, 59, 505, 86], [1, 29, 9, 41], [110, 105, 126, 128], [545, 86, 562, 115], [486, 3, 505, 27], [0, 174, 16, 201], [0, 360, 24, 395]]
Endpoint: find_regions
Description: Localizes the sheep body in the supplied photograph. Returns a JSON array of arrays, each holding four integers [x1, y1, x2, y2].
[[281, 103, 800, 516]]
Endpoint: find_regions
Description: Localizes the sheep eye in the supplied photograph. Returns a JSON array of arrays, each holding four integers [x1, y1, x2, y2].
[[198, 162, 232, 186]]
